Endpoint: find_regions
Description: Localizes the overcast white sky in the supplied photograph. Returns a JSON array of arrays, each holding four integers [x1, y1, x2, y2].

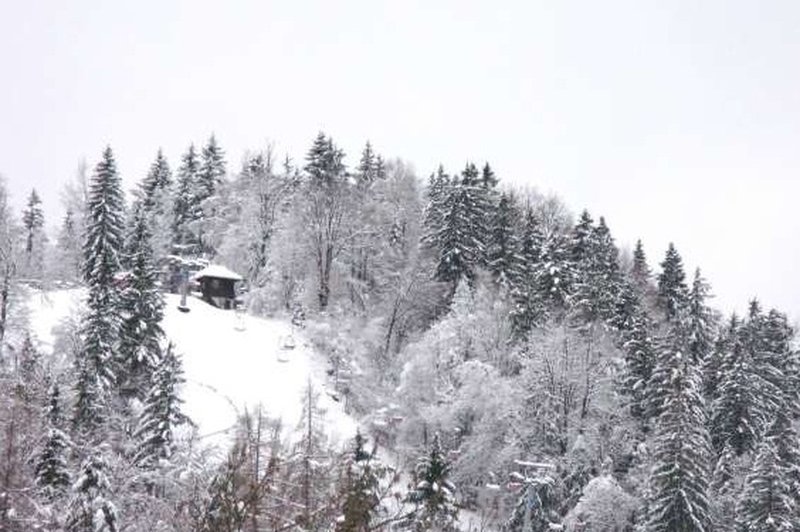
[[1, 0, 799, 319]]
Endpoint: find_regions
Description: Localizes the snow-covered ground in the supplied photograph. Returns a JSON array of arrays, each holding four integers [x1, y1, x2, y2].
[[26, 289, 358, 451]]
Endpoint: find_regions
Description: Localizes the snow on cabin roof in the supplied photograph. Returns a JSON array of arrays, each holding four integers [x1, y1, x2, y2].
[[192, 264, 243, 281]]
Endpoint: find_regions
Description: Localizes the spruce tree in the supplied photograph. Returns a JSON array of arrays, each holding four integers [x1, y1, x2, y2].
[[687, 268, 715, 364], [433, 166, 487, 288], [64, 454, 118, 532], [302, 132, 349, 310], [118, 210, 164, 398], [134, 344, 189, 468], [710, 315, 778, 456], [22, 188, 44, 257], [569, 210, 595, 265], [56, 209, 82, 282], [198, 134, 226, 202], [75, 146, 124, 433], [503, 472, 560, 532], [406, 434, 459, 531], [140, 149, 171, 213], [620, 301, 656, 420], [646, 339, 712, 532], [656, 243, 688, 321], [736, 419, 800, 531], [421, 166, 451, 253], [34, 384, 71, 497], [510, 208, 544, 335], [173, 143, 201, 249], [631, 238, 650, 292], [486, 191, 521, 287], [336, 431, 385, 532], [356, 141, 379, 189]]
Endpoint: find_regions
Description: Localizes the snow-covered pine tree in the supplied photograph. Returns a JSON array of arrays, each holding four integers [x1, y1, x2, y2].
[[703, 313, 737, 402], [569, 210, 595, 263], [535, 232, 572, 314], [735, 417, 800, 531], [709, 318, 773, 456], [302, 133, 351, 310], [173, 143, 201, 249], [631, 238, 650, 285], [335, 431, 385, 532], [140, 149, 172, 214], [510, 208, 544, 335], [198, 134, 226, 203], [406, 433, 459, 531], [646, 335, 712, 532], [64, 453, 118, 532], [586, 216, 623, 323], [21, 188, 46, 278], [687, 268, 715, 365], [433, 164, 489, 290], [34, 383, 71, 497], [133, 344, 189, 468], [75, 146, 124, 434], [55, 209, 82, 282], [356, 141, 379, 189], [656, 243, 688, 321], [756, 308, 799, 418], [486, 191, 521, 288], [118, 209, 164, 398], [620, 299, 656, 420], [503, 464, 560, 532], [421, 166, 451, 253]]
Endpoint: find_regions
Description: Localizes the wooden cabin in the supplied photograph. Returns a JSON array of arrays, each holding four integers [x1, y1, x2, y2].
[[192, 265, 243, 309]]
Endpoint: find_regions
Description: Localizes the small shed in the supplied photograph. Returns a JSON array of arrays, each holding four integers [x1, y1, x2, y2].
[[192, 265, 243, 309]]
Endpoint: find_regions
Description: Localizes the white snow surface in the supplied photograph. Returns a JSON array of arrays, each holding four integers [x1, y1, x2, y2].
[[192, 264, 243, 281], [27, 289, 357, 451]]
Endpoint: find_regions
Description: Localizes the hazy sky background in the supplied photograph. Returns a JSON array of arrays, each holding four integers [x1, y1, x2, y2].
[[1, 0, 799, 319]]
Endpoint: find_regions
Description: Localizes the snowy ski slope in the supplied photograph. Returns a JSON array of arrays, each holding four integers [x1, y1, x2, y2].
[[27, 289, 357, 450]]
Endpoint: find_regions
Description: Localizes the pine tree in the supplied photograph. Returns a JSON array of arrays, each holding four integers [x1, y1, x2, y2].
[[646, 341, 712, 532], [134, 344, 189, 468], [486, 191, 521, 287], [571, 216, 622, 323], [736, 419, 800, 531], [21, 188, 44, 256], [64, 454, 118, 532], [536, 233, 572, 313], [503, 471, 560, 532], [34, 384, 71, 497], [75, 146, 124, 434], [433, 164, 489, 289], [480, 162, 498, 190], [140, 149, 172, 213], [335, 431, 385, 532], [406, 434, 459, 531], [56, 209, 82, 282], [631, 239, 650, 293], [569, 210, 595, 265], [118, 210, 164, 398], [510, 208, 544, 335], [173, 143, 201, 249], [710, 302, 783, 455], [302, 132, 349, 310], [198, 134, 226, 202], [356, 141, 379, 189], [657, 243, 689, 321], [620, 301, 656, 419], [687, 268, 715, 364], [422, 166, 451, 248]]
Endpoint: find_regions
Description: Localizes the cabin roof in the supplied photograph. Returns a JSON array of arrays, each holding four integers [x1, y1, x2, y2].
[[192, 264, 243, 282]]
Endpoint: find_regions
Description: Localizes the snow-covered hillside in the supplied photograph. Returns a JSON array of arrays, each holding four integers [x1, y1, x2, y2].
[[27, 289, 357, 450]]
